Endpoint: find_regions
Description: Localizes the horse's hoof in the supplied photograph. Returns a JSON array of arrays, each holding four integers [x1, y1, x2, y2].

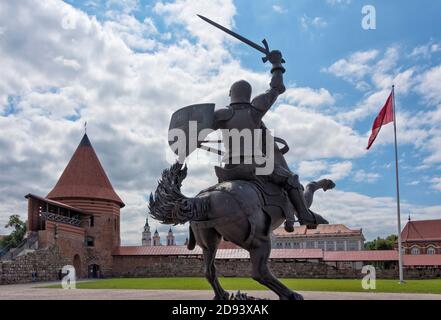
[[290, 292, 304, 300], [213, 292, 230, 300], [284, 221, 295, 232], [323, 179, 336, 191]]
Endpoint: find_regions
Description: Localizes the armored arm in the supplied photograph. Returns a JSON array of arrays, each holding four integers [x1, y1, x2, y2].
[[251, 50, 286, 115]]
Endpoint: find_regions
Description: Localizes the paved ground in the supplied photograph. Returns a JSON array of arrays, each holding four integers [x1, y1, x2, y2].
[[0, 282, 441, 300]]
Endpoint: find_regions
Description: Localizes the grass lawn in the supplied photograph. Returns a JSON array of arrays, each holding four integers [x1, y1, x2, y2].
[[44, 277, 441, 294]]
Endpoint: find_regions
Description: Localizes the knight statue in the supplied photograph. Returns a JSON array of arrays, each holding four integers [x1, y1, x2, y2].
[[149, 15, 336, 300]]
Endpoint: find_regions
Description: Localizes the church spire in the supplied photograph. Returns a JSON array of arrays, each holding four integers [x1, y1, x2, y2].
[[142, 217, 151, 246]]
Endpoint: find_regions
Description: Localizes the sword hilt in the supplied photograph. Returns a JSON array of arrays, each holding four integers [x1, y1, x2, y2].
[[261, 39, 270, 63], [261, 39, 286, 64]]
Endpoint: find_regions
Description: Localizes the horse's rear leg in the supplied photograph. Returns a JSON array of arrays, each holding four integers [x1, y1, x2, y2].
[[304, 179, 335, 208], [250, 241, 303, 300], [200, 230, 229, 300]]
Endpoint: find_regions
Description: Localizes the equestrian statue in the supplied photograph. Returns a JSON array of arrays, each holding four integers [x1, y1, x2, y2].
[[149, 15, 336, 300]]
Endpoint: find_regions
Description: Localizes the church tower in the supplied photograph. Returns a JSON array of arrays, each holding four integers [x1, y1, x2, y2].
[[46, 133, 125, 276], [142, 218, 152, 246], [166, 227, 176, 246], [153, 229, 161, 246]]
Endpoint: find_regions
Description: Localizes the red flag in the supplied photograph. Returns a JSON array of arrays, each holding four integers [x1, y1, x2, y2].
[[366, 90, 394, 150]]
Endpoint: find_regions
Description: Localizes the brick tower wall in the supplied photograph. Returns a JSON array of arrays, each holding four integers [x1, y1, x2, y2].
[[54, 198, 121, 277]]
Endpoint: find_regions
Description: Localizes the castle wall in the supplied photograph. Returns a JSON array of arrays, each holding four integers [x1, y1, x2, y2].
[[0, 246, 69, 285], [111, 255, 441, 279], [38, 221, 87, 277]]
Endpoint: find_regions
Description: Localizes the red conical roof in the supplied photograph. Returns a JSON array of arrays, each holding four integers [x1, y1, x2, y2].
[[47, 134, 125, 207]]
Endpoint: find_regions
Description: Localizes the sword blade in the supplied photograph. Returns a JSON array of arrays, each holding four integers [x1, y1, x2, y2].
[[197, 14, 269, 56]]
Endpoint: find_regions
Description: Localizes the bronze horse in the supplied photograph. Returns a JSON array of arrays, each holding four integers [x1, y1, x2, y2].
[[149, 162, 334, 300]]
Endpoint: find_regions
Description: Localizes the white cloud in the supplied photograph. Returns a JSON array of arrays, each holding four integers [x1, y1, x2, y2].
[[265, 105, 366, 162], [297, 160, 352, 182], [54, 56, 82, 70], [353, 170, 380, 183], [313, 190, 441, 240], [272, 5, 286, 14], [103, 14, 158, 51], [320, 161, 352, 181], [323, 49, 379, 88], [431, 177, 441, 191], [300, 15, 328, 32], [326, 0, 351, 6], [153, 0, 236, 49], [415, 65, 441, 106], [409, 41, 441, 59], [298, 160, 327, 178], [283, 87, 335, 108]]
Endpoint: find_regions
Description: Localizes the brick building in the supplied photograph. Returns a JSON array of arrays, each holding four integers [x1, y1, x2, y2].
[[401, 218, 441, 255], [271, 224, 365, 251], [24, 133, 124, 278]]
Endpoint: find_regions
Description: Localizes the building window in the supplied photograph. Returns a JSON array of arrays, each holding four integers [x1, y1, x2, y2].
[[326, 241, 335, 251], [285, 242, 292, 248], [85, 236, 94, 247], [336, 240, 345, 251], [347, 240, 359, 251], [292, 242, 301, 249], [306, 241, 315, 249], [89, 216, 94, 227], [411, 247, 421, 255], [317, 241, 325, 249], [427, 247, 436, 255]]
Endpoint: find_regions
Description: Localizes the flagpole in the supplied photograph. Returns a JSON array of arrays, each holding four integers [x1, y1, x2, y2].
[[392, 85, 404, 284]]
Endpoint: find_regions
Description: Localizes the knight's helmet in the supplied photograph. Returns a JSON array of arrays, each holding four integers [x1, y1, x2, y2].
[[229, 80, 252, 104]]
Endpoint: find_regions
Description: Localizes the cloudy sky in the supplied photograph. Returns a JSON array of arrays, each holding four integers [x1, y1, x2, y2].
[[1, 0, 441, 245]]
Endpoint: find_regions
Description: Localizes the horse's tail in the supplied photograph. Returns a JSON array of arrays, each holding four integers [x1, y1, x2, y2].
[[149, 162, 210, 225]]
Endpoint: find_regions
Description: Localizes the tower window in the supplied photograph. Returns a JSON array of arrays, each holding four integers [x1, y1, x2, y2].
[[85, 236, 94, 247], [89, 216, 94, 227]]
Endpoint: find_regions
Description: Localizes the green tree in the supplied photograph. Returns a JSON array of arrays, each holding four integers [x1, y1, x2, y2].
[[0, 215, 27, 249], [365, 234, 398, 250]]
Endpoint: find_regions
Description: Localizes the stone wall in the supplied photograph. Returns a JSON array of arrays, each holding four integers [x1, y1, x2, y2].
[[0, 246, 69, 285], [112, 255, 441, 279], [2, 251, 440, 285]]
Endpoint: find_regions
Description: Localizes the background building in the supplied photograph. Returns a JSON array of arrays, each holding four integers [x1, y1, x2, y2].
[[271, 224, 365, 251], [166, 227, 176, 246], [141, 218, 151, 246], [152, 229, 161, 246], [16, 133, 124, 278], [401, 218, 441, 255]]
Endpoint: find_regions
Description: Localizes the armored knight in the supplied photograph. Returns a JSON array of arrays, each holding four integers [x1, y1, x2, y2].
[[212, 50, 329, 232]]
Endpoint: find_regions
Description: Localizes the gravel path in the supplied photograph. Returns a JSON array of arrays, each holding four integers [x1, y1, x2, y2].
[[0, 282, 440, 300]]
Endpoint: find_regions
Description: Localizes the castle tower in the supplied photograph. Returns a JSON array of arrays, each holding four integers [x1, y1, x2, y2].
[[153, 229, 161, 246], [142, 218, 152, 246], [166, 227, 175, 246], [46, 133, 125, 276]]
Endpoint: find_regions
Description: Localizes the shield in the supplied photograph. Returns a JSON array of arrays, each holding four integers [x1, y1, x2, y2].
[[168, 103, 215, 159]]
